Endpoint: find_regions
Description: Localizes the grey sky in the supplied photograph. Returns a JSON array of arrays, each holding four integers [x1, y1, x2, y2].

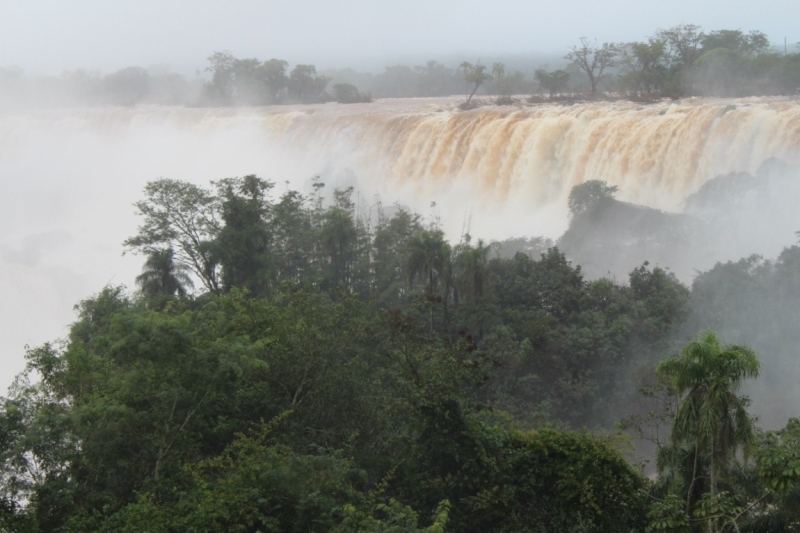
[[2, 0, 799, 75]]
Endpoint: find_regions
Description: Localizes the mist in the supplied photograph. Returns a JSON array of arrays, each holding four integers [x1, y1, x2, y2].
[[9, 2, 800, 529], [4, 97, 800, 401]]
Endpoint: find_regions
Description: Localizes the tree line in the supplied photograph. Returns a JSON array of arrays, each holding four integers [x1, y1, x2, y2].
[[2, 176, 800, 531], [555, 25, 799, 98], [5, 23, 798, 111]]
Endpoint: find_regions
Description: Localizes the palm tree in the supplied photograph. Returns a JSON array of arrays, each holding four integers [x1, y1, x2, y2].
[[491, 62, 505, 80], [136, 248, 194, 299], [658, 331, 760, 526], [319, 208, 357, 293], [453, 239, 496, 303], [407, 230, 450, 329], [464, 63, 492, 106], [492, 62, 506, 96]]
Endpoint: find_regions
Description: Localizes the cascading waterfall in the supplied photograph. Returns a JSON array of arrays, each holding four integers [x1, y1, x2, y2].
[[2, 96, 800, 393], [5, 97, 800, 217]]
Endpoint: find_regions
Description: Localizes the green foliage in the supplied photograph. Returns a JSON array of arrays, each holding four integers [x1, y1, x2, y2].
[[658, 332, 760, 500], [459, 63, 492, 105], [124, 179, 221, 293], [646, 494, 690, 533], [135, 247, 193, 301], [214, 175, 274, 295], [565, 37, 618, 94], [757, 418, 800, 492], [618, 39, 668, 95], [493, 428, 648, 532], [332, 83, 372, 104], [288, 64, 330, 103], [11, 174, 800, 532], [568, 180, 619, 216], [534, 69, 570, 97], [205, 52, 291, 105]]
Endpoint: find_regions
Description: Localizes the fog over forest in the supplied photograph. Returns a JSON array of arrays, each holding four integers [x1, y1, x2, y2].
[[4, 1, 800, 531]]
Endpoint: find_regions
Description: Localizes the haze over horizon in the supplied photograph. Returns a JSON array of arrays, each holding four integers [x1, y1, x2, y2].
[[2, 0, 800, 75]]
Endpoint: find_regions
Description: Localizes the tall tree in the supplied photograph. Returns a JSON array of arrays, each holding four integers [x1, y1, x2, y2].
[[567, 180, 618, 216], [214, 175, 273, 295], [618, 39, 668, 95], [565, 37, 618, 94], [259, 58, 289, 103], [124, 179, 222, 293], [135, 247, 193, 299], [408, 230, 451, 329], [657, 24, 705, 93], [453, 238, 496, 304], [491, 62, 506, 94], [288, 64, 330, 103], [534, 69, 570, 98], [461, 63, 492, 105], [658, 331, 760, 527]]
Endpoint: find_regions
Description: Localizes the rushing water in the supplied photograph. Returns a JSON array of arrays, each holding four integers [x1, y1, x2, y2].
[[2, 96, 800, 391]]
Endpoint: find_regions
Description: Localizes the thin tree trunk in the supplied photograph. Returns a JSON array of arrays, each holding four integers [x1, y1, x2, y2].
[[709, 439, 717, 533], [466, 83, 480, 104], [685, 442, 699, 515], [443, 279, 449, 332]]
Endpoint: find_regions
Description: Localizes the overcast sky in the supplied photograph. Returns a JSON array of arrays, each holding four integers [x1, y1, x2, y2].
[[2, 0, 800, 75]]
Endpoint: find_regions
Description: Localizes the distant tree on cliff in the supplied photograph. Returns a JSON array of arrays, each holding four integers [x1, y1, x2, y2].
[[618, 39, 668, 95], [135, 247, 193, 299], [461, 62, 492, 106], [204, 52, 289, 104], [332, 83, 371, 104], [656, 24, 705, 93], [534, 69, 570, 98], [287, 64, 330, 103], [701, 29, 769, 57], [566, 37, 618, 94], [568, 180, 618, 216]]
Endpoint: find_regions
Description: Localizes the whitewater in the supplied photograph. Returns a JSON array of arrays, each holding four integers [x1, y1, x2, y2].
[[2, 96, 800, 391]]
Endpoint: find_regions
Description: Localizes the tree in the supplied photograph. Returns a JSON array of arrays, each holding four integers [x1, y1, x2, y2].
[[657, 331, 760, 527], [458, 61, 473, 87], [460, 63, 492, 105], [567, 180, 618, 216], [213, 175, 273, 295], [205, 51, 237, 103], [407, 230, 450, 298], [565, 37, 618, 94], [135, 247, 193, 299], [618, 39, 668, 95], [102, 66, 151, 106], [747, 418, 800, 531], [534, 69, 570, 98], [408, 230, 451, 329], [701, 29, 770, 58], [373, 207, 422, 304], [491, 62, 506, 95], [205, 53, 289, 105], [453, 238, 496, 303], [288, 64, 330, 103], [491, 62, 505, 80], [657, 24, 705, 93], [124, 179, 222, 293], [319, 192, 358, 293], [415, 60, 456, 97], [259, 58, 289, 103], [332, 83, 371, 104]]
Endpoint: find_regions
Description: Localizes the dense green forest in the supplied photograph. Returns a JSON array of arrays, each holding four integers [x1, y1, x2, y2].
[[3, 23, 800, 109], [2, 174, 800, 532]]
